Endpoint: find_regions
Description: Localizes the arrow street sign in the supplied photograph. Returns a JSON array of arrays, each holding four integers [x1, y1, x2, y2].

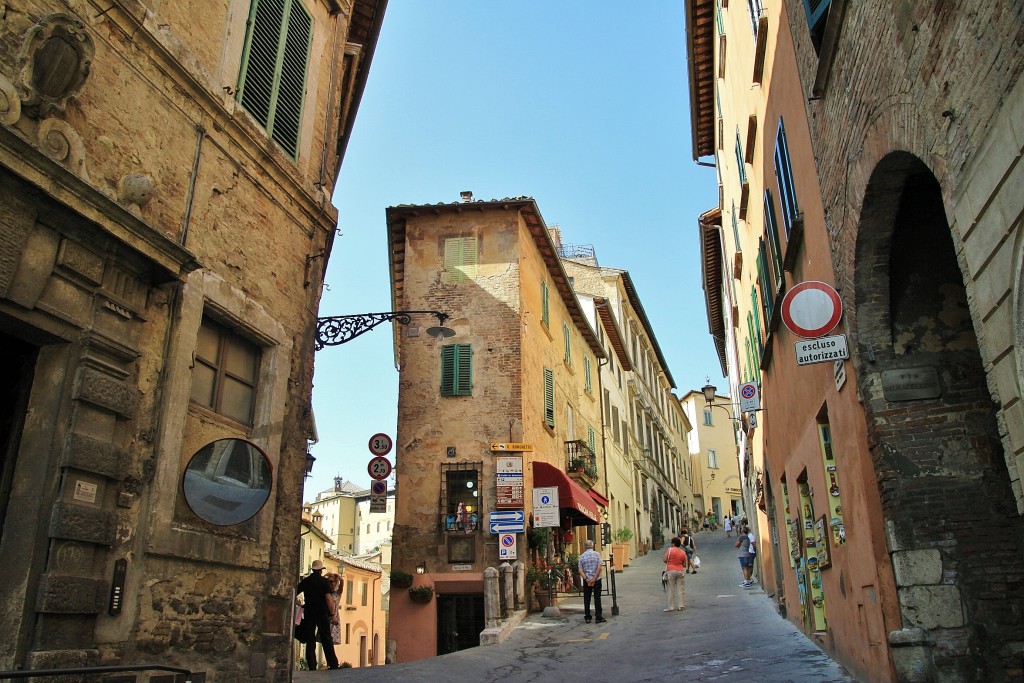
[[488, 509, 526, 534]]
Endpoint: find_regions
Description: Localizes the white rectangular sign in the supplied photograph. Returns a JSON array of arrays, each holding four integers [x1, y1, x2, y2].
[[495, 456, 524, 508], [498, 532, 518, 560], [795, 334, 849, 366], [532, 486, 560, 528], [738, 381, 760, 413]]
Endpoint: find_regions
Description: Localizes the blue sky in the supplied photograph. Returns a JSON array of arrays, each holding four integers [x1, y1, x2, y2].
[[305, 1, 724, 498]]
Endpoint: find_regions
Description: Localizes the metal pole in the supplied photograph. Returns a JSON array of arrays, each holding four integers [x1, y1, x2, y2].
[[609, 557, 619, 615]]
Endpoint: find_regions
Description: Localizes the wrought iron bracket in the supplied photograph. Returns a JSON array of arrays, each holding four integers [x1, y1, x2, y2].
[[315, 310, 450, 350]]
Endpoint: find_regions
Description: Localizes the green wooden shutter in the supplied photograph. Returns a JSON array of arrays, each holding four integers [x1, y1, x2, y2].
[[584, 356, 592, 393], [237, 0, 311, 159], [543, 367, 555, 428], [441, 344, 472, 396], [562, 322, 572, 366], [541, 281, 550, 327], [444, 238, 477, 283], [588, 426, 596, 453]]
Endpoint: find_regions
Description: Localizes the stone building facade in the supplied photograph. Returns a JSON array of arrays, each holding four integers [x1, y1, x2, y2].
[[384, 196, 607, 662], [0, 1, 385, 680], [559, 252, 694, 554], [689, 0, 1024, 680]]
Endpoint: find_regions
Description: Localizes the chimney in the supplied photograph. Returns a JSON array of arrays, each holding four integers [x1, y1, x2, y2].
[[460, 190, 473, 202]]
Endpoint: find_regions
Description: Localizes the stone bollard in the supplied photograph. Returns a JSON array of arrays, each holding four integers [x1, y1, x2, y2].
[[483, 566, 501, 629], [513, 560, 526, 610], [500, 562, 514, 618]]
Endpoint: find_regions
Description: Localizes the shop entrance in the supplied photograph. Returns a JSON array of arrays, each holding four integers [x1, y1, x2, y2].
[[436, 594, 483, 655]]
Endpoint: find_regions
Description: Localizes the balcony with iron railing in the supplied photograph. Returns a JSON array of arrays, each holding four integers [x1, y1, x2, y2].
[[565, 440, 599, 487]]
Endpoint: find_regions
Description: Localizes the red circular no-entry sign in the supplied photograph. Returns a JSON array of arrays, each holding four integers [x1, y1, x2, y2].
[[780, 281, 843, 338]]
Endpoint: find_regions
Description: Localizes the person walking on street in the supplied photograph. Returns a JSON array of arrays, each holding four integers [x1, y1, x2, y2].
[[577, 540, 606, 624], [680, 528, 698, 573], [724, 516, 733, 537], [296, 559, 340, 670], [736, 526, 755, 588], [662, 536, 688, 611]]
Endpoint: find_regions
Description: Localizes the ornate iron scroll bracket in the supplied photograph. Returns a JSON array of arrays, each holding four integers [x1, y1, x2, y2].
[[315, 311, 451, 350]]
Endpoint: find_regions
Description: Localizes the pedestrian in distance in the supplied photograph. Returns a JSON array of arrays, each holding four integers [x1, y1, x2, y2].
[[662, 536, 688, 611], [680, 528, 698, 573], [724, 516, 733, 537], [296, 559, 340, 670], [577, 540, 606, 624], [736, 526, 755, 588]]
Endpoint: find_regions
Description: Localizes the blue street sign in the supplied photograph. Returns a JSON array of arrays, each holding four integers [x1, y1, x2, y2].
[[488, 509, 526, 534]]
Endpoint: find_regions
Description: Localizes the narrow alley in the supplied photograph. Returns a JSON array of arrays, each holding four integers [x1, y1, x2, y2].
[[296, 531, 856, 682]]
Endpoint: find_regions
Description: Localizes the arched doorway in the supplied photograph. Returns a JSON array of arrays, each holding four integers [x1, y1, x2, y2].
[[854, 152, 1024, 681]]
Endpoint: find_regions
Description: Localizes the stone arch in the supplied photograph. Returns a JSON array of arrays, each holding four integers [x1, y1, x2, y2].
[[853, 151, 1024, 681]]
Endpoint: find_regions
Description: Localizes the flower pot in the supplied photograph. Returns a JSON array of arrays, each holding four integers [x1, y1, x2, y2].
[[408, 587, 434, 604]]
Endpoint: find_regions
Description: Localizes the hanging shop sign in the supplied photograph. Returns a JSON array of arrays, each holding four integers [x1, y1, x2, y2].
[[794, 334, 849, 366], [780, 281, 843, 338]]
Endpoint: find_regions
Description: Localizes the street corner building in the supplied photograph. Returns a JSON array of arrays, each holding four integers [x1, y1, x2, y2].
[[0, 1, 386, 680], [383, 196, 697, 662], [687, 1, 1024, 681]]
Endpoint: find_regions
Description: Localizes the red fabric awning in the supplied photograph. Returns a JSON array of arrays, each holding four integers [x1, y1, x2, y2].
[[532, 461, 600, 524], [588, 488, 609, 508]]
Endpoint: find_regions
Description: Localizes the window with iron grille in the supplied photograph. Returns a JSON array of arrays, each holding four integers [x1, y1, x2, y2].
[[439, 463, 482, 532], [237, 0, 312, 159], [190, 315, 260, 425], [440, 344, 472, 396], [543, 367, 555, 428]]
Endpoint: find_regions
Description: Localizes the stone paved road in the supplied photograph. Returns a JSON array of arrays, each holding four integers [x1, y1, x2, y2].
[[295, 531, 857, 682]]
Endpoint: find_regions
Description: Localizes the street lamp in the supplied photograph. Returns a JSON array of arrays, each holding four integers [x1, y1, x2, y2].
[[315, 310, 455, 349]]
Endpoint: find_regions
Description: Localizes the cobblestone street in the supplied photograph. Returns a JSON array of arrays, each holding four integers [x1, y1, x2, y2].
[[296, 531, 856, 682]]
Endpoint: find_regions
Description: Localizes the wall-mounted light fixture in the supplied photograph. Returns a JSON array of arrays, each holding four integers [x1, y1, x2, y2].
[[304, 450, 316, 478], [315, 311, 454, 349], [416, 561, 427, 575]]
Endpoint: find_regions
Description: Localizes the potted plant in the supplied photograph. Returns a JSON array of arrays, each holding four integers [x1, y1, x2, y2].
[[408, 585, 434, 604], [526, 563, 561, 609], [390, 570, 413, 589], [611, 527, 633, 570]]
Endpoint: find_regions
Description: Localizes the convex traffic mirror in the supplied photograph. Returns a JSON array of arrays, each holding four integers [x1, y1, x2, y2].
[[182, 438, 272, 526]]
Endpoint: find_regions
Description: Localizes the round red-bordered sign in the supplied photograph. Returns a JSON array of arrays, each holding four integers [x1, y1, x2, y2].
[[368, 456, 392, 481], [368, 433, 393, 456], [780, 281, 843, 338]]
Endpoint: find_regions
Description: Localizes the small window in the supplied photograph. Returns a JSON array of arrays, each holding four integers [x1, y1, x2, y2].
[[563, 322, 572, 366], [190, 316, 260, 425], [361, 581, 368, 606], [735, 129, 747, 185], [443, 237, 478, 283], [703, 409, 713, 426], [440, 344, 472, 396], [708, 449, 719, 469], [584, 356, 592, 393], [236, 0, 312, 158], [541, 280, 550, 327], [543, 367, 555, 429]]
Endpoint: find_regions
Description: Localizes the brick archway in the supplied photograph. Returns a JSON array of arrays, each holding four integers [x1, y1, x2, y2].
[[854, 152, 1023, 681]]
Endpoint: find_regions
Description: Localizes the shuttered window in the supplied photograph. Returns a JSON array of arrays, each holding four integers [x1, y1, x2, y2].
[[584, 356, 592, 393], [543, 367, 555, 428], [802, 0, 831, 51], [237, 0, 312, 159], [562, 322, 572, 366], [774, 118, 799, 237], [440, 344, 472, 396], [443, 237, 478, 283], [541, 280, 550, 327]]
